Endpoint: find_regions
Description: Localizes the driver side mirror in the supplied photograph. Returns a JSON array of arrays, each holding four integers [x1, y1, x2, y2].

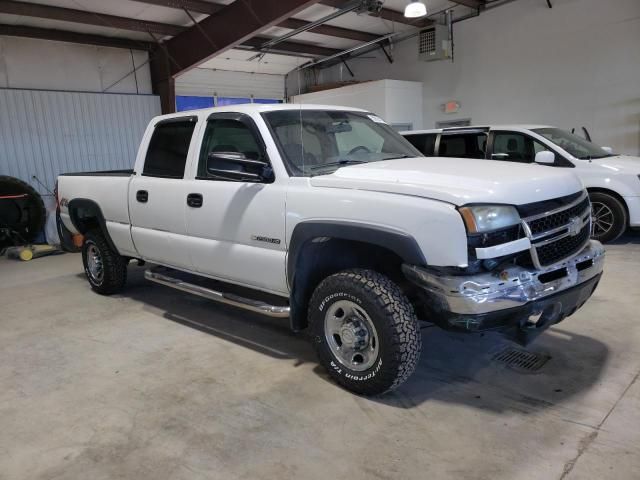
[[534, 151, 555, 165], [207, 151, 273, 182]]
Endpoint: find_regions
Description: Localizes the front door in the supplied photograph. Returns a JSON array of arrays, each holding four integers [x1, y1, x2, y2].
[[183, 113, 288, 295], [129, 116, 198, 269]]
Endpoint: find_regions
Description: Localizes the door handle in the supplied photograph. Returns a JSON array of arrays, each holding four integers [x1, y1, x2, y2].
[[136, 190, 148, 203], [187, 193, 203, 208]]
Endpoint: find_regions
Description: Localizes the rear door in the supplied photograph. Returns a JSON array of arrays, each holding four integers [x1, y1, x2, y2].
[[437, 130, 488, 159], [404, 133, 437, 156], [129, 116, 198, 269]]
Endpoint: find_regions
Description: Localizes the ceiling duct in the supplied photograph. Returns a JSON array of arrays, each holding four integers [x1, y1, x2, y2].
[[355, 0, 384, 15]]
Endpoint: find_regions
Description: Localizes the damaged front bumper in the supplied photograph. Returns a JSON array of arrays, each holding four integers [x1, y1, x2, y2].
[[403, 240, 605, 344]]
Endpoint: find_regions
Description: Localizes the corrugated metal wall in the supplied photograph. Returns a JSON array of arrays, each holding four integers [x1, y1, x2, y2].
[[0, 88, 160, 194]]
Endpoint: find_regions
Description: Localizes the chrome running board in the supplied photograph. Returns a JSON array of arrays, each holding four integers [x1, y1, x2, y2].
[[144, 268, 290, 318]]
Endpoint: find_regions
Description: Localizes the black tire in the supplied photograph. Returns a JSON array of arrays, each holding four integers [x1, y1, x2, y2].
[[309, 269, 421, 396], [82, 229, 127, 295], [0, 175, 46, 248], [589, 191, 627, 243]]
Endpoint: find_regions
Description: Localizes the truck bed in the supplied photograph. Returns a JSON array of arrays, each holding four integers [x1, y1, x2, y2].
[[58, 172, 136, 257], [59, 169, 134, 177]]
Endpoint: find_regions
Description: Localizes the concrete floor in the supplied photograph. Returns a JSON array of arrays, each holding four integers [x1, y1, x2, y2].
[[1, 237, 639, 480]]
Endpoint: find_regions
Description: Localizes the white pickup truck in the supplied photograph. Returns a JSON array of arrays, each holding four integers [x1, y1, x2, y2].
[[58, 105, 604, 395]]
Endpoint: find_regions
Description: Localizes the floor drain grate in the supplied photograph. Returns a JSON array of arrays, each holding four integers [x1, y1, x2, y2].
[[492, 347, 551, 373]]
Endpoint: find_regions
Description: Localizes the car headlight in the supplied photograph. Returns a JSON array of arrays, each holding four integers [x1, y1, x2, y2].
[[459, 205, 521, 233]]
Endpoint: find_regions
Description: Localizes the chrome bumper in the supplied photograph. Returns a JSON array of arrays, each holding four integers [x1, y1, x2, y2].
[[403, 240, 605, 316]]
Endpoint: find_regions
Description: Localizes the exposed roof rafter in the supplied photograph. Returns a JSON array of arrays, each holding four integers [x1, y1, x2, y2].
[[0, 24, 155, 50], [0, 0, 183, 36], [319, 0, 432, 27], [160, 0, 324, 77], [0, 0, 338, 58], [131, 0, 379, 43]]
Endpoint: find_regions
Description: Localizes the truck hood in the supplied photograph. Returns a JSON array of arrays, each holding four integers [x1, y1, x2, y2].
[[309, 157, 584, 206]]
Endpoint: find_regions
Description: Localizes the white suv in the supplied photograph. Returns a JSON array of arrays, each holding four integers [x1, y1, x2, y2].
[[402, 126, 640, 243]]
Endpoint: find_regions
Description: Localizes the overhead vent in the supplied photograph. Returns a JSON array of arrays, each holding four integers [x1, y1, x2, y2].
[[419, 25, 452, 62]]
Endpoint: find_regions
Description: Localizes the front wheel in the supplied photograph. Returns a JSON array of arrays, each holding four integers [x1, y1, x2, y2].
[[309, 269, 421, 396], [590, 192, 627, 243], [82, 229, 127, 295]]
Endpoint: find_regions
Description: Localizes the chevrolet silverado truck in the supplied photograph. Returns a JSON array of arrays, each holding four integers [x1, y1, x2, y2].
[[57, 105, 604, 395], [402, 125, 640, 243]]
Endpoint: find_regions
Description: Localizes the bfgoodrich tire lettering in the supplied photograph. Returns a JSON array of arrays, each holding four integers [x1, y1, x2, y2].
[[82, 229, 127, 295], [309, 269, 421, 396]]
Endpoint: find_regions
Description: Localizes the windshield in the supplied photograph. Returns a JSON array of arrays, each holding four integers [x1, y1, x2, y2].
[[262, 110, 421, 176], [533, 127, 613, 160]]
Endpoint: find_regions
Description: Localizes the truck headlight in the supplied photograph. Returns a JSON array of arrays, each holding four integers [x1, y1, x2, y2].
[[459, 205, 521, 233]]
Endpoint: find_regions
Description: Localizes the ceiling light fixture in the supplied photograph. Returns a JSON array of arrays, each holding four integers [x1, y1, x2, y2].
[[404, 1, 427, 18]]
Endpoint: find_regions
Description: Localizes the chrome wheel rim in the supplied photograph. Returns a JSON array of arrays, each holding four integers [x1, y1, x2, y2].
[[86, 243, 104, 283], [324, 300, 379, 372], [591, 201, 614, 238]]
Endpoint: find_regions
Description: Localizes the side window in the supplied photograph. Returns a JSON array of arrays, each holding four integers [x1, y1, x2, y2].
[[492, 132, 552, 163], [405, 134, 436, 156], [198, 118, 269, 180], [439, 133, 486, 158], [143, 119, 196, 178]]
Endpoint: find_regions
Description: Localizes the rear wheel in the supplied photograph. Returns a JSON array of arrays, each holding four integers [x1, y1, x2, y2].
[[309, 269, 421, 396], [589, 192, 627, 243], [82, 230, 127, 294]]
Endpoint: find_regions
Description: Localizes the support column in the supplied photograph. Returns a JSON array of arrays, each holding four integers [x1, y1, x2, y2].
[[149, 46, 176, 114]]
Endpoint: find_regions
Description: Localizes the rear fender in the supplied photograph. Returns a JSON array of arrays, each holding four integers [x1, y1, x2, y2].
[[67, 198, 120, 254]]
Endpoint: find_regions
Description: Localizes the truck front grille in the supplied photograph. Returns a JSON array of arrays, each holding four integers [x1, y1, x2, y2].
[[521, 191, 592, 268], [535, 223, 591, 266], [527, 196, 591, 236]]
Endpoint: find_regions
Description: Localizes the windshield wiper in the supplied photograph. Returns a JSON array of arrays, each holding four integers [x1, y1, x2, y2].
[[381, 154, 413, 160], [309, 159, 366, 171]]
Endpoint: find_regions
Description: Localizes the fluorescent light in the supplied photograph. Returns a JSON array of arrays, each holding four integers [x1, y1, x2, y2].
[[404, 1, 427, 18]]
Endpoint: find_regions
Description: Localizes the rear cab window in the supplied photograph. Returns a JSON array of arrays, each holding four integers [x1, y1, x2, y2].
[[143, 117, 197, 178]]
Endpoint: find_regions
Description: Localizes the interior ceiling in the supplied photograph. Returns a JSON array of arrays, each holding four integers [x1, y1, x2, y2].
[[0, 0, 480, 76]]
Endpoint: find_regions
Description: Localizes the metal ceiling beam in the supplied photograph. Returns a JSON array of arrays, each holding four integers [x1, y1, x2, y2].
[[450, 0, 486, 8], [0, 0, 338, 58], [0, 24, 155, 50], [279, 18, 377, 42], [131, 0, 223, 15], [161, 0, 323, 77], [259, 0, 360, 50], [241, 36, 340, 58], [0, 1, 183, 36], [319, 0, 432, 27], [131, 0, 378, 43]]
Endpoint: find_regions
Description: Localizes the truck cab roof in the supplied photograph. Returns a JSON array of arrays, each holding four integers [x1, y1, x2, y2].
[[151, 103, 370, 124]]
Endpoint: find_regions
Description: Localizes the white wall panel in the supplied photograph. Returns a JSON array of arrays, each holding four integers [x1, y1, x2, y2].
[[176, 68, 284, 99], [0, 36, 152, 94], [0, 89, 160, 193], [293, 80, 423, 129]]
